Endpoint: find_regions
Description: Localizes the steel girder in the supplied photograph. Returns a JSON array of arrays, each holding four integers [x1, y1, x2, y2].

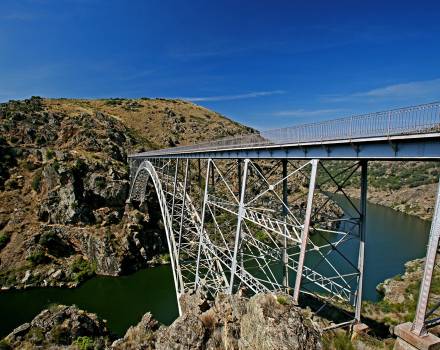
[[128, 156, 373, 327]]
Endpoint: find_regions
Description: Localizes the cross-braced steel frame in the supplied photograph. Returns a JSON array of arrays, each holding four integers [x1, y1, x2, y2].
[[128, 157, 371, 327]]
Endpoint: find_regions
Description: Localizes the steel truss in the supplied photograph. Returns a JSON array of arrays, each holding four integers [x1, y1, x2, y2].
[[128, 157, 372, 326]]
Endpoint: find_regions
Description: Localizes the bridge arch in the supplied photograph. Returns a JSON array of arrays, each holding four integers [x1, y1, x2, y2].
[[129, 160, 183, 314]]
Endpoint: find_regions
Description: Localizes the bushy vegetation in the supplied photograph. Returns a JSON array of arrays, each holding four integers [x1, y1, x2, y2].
[[0, 96, 43, 115], [158, 253, 171, 263], [70, 257, 96, 283], [27, 250, 50, 265], [103, 98, 125, 106], [46, 148, 56, 159], [50, 325, 70, 345], [322, 332, 355, 350], [94, 176, 106, 189], [0, 233, 11, 250], [276, 295, 289, 305], [73, 336, 95, 350], [0, 339, 11, 350], [319, 161, 440, 191], [26, 327, 45, 345], [31, 169, 43, 192]]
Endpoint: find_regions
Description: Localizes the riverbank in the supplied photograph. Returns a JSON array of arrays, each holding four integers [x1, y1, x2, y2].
[[344, 182, 436, 221], [362, 255, 440, 335]]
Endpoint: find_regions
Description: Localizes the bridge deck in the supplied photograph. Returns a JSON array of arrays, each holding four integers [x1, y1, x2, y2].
[[129, 102, 440, 160]]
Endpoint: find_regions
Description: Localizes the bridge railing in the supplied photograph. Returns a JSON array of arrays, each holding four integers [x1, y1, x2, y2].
[[131, 101, 440, 156], [261, 101, 440, 144]]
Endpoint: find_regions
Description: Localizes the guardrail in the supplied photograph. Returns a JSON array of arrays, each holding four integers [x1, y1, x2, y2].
[[130, 101, 440, 157]]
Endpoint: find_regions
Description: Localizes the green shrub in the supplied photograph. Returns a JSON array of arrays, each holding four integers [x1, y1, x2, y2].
[[0, 339, 11, 350], [329, 333, 355, 350], [27, 250, 50, 265], [276, 295, 289, 305], [159, 253, 171, 263], [70, 257, 96, 283], [254, 229, 270, 243], [53, 160, 60, 172], [0, 233, 11, 250], [50, 325, 69, 345], [94, 176, 106, 189], [46, 148, 55, 159], [31, 170, 43, 192], [73, 336, 95, 350], [26, 327, 45, 344]]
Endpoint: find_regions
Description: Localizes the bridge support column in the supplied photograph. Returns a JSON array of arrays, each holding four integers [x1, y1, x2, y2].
[[293, 159, 319, 303], [282, 159, 289, 292], [355, 160, 368, 323], [195, 159, 211, 286], [177, 159, 189, 259], [238, 159, 244, 272], [229, 159, 250, 294], [170, 159, 180, 219], [393, 180, 440, 349]]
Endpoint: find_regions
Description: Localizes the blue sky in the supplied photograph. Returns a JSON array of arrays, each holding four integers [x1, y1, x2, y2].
[[1, 0, 440, 129]]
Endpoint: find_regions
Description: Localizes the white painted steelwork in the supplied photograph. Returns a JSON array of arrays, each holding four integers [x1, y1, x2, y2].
[[127, 102, 440, 334]]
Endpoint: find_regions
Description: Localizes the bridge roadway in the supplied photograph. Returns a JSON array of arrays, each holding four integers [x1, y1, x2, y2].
[[129, 102, 440, 349], [129, 101, 440, 160]]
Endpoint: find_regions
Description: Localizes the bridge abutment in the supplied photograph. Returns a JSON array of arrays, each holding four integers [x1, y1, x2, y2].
[[394, 323, 440, 350]]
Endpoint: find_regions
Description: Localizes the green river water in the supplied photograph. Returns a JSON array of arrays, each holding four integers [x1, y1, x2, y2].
[[0, 200, 432, 338]]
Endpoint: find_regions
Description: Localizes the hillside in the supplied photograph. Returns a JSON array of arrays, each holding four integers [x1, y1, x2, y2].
[[0, 97, 251, 289], [321, 161, 440, 220]]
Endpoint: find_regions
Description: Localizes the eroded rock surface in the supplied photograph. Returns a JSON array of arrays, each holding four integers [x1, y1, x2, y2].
[[4, 305, 111, 349], [1, 97, 249, 290], [113, 292, 322, 350]]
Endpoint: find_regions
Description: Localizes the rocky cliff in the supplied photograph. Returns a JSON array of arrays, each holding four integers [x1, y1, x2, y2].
[[0, 97, 250, 289]]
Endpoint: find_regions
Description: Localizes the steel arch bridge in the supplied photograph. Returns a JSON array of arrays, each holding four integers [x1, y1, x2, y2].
[[128, 102, 440, 347]]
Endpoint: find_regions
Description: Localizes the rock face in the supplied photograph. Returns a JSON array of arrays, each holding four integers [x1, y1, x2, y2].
[[0, 97, 250, 289], [4, 305, 111, 349], [114, 291, 323, 350], [112, 312, 160, 350]]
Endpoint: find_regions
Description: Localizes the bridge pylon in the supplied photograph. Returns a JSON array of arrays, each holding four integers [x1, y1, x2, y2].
[[394, 180, 440, 350]]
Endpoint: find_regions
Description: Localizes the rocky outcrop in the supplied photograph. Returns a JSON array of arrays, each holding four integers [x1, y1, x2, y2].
[[1, 292, 322, 349], [114, 291, 322, 350], [112, 312, 160, 350], [3, 305, 111, 349]]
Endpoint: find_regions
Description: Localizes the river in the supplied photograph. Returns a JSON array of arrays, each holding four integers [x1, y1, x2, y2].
[[0, 200, 431, 338]]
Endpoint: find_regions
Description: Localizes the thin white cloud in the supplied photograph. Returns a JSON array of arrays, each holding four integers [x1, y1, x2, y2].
[[324, 78, 440, 102], [272, 108, 344, 117], [179, 90, 285, 102]]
